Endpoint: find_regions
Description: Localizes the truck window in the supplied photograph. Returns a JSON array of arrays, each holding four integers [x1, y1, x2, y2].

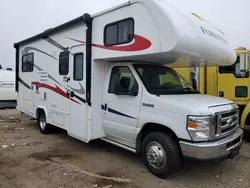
[[22, 53, 34, 72], [104, 18, 134, 46], [219, 56, 245, 78], [73, 53, 84, 81], [134, 64, 199, 95], [108, 66, 138, 95], [59, 51, 69, 75]]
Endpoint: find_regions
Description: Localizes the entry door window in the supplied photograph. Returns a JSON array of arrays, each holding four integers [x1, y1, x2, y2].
[[73, 53, 84, 81]]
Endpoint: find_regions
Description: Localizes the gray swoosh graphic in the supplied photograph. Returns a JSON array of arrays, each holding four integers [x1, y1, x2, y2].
[[22, 47, 58, 60], [34, 64, 42, 71], [42, 36, 67, 51], [70, 82, 85, 95], [34, 64, 84, 95], [34, 65, 67, 90]]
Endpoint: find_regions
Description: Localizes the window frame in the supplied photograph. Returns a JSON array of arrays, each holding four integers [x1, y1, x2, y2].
[[108, 66, 138, 96], [73, 52, 84, 81], [59, 51, 70, 75], [219, 56, 249, 78], [22, 52, 34, 72], [104, 17, 135, 47]]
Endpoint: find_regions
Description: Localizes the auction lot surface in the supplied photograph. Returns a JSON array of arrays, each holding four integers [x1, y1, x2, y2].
[[0, 109, 250, 188]]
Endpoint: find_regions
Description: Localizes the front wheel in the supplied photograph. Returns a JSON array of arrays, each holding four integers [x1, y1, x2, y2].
[[142, 132, 181, 178]]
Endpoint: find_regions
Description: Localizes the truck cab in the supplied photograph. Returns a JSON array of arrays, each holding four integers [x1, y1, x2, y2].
[[218, 48, 250, 130], [102, 62, 242, 177]]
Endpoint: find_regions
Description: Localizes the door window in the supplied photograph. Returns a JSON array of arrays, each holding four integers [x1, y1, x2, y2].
[[108, 66, 138, 95], [73, 53, 84, 81], [219, 56, 249, 78]]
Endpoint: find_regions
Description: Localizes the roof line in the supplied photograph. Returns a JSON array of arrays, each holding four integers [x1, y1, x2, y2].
[[14, 13, 91, 48]]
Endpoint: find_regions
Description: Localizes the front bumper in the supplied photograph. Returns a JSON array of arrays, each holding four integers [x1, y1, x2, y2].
[[180, 128, 243, 160]]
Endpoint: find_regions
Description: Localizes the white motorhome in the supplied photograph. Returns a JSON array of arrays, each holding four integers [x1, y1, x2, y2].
[[14, 0, 243, 178], [0, 65, 17, 108]]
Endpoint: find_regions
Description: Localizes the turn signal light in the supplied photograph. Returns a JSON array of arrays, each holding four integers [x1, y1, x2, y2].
[[187, 123, 198, 129]]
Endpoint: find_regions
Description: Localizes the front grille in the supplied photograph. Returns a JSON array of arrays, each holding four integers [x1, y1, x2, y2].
[[215, 109, 239, 137]]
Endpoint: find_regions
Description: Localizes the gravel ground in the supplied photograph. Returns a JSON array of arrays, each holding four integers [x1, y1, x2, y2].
[[0, 109, 250, 188]]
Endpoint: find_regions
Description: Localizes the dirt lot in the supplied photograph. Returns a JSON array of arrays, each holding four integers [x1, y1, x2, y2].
[[0, 109, 250, 188]]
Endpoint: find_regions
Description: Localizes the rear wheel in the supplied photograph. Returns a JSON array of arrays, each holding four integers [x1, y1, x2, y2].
[[142, 132, 181, 178], [37, 110, 50, 134]]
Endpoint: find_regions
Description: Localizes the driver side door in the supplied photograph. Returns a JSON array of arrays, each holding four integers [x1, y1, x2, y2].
[[102, 66, 141, 148]]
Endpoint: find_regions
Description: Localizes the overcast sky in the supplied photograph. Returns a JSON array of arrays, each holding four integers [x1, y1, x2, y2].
[[0, 0, 249, 69]]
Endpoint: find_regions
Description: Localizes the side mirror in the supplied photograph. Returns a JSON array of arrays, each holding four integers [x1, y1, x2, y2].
[[240, 53, 249, 76], [130, 82, 139, 96]]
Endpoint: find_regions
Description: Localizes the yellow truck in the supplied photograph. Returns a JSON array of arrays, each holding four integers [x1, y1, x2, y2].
[[175, 47, 250, 134]]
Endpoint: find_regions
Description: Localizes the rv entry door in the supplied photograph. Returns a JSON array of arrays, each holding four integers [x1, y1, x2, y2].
[[68, 45, 88, 142]]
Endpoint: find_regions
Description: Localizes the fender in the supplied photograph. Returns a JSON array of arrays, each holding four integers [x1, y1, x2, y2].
[[240, 103, 250, 129], [36, 105, 48, 119]]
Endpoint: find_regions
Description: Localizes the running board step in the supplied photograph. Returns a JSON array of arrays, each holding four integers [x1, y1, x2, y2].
[[100, 138, 136, 153]]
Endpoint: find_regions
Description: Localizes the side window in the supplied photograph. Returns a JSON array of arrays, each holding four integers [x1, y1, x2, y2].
[[218, 56, 249, 78], [235, 86, 248, 98], [104, 18, 134, 46], [59, 51, 69, 75], [73, 53, 84, 81], [22, 53, 34, 72], [109, 66, 138, 95]]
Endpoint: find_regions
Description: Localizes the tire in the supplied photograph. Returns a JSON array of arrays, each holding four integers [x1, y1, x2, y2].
[[37, 111, 50, 134], [142, 132, 181, 178], [243, 127, 250, 142]]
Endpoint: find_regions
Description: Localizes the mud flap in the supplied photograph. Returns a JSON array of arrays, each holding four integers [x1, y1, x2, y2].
[[228, 144, 241, 159]]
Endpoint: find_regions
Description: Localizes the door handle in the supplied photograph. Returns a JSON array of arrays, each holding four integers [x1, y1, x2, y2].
[[66, 90, 70, 96], [71, 91, 75, 97], [66, 77, 70, 82], [219, 91, 224, 97], [104, 103, 108, 111]]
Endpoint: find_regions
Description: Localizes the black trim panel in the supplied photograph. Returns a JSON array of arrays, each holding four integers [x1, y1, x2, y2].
[[74, 94, 86, 103], [15, 46, 19, 92], [19, 78, 30, 89], [86, 15, 93, 106], [14, 14, 91, 47]]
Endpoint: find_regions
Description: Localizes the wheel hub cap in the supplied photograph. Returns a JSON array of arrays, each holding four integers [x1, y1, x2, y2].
[[146, 141, 166, 169]]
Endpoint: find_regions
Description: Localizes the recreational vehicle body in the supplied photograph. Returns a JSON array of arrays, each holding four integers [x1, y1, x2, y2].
[[14, 0, 243, 178]]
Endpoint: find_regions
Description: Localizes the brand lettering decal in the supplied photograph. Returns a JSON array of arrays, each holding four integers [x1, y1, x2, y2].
[[0, 81, 14, 87], [200, 26, 228, 45]]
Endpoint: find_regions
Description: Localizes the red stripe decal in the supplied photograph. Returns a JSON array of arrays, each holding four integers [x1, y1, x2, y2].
[[32, 82, 80, 104], [66, 34, 151, 52]]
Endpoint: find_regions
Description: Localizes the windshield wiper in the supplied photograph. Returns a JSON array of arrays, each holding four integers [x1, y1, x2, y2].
[[180, 88, 200, 93]]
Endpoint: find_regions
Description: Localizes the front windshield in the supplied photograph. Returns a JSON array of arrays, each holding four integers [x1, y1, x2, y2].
[[133, 64, 199, 95]]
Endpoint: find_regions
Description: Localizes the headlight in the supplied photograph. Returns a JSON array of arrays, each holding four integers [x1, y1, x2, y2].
[[187, 116, 212, 141]]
